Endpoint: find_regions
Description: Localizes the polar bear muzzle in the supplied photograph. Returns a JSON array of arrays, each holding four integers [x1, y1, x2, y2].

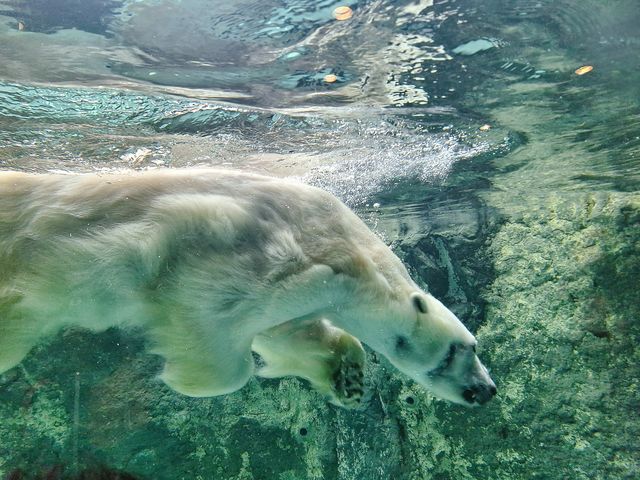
[[462, 382, 497, 405], [424, 342, 497, 406]]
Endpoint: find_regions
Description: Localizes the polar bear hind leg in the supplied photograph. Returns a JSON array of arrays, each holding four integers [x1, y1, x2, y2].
[[252, 318, 365, 408], [0, 298, 48, 374], [0, 325, 38, 374], [148, 319, 254, 397]]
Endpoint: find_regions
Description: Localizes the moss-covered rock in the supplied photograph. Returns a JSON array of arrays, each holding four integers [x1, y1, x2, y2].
[[467, 194, 639, 479]]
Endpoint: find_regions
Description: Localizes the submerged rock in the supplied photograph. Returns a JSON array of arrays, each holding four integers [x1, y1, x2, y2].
[[472, 194, 640, 479]]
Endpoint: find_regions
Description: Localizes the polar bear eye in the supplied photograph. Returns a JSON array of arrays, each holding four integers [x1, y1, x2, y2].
[[395, 335, 410, 351], [445, 343, 458, 365], [430, 343, 458, 375]]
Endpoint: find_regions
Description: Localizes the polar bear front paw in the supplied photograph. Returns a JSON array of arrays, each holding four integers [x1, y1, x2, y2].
[[328, 334, 366, 408], [252, 319, 366, 408], [331, 354, 365, 408]]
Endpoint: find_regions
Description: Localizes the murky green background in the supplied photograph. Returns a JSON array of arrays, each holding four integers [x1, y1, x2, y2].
[[0, 0, 638, 478]]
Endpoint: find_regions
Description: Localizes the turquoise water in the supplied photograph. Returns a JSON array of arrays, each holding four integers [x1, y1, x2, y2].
[[0, 0, 638, 479]]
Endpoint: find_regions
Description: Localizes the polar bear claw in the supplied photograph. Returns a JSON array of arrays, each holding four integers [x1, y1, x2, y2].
[[331, 350, 365, 407]]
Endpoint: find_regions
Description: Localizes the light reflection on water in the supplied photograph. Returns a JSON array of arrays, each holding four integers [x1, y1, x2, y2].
[[0, 0, 637, 233], [0, 0, 635, 181]]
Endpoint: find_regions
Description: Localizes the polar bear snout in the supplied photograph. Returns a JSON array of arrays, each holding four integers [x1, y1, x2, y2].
[[461, 355, 497, 406], [462, 381, 497, 405]]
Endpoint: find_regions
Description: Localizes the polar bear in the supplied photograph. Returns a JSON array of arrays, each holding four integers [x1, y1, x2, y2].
[[0, 169, 495, 407]]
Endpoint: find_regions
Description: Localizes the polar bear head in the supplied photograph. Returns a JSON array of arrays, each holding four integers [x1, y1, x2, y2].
[[338, 270, 496, 406], [379, 291, 496, 406], [285, 189, 497, 407]]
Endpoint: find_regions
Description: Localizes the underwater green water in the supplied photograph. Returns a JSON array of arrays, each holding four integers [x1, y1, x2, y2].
[[0, 0, 638, 479]]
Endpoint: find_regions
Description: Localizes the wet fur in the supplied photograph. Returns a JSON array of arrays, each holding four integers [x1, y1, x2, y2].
[[0, 169, 493, 406]]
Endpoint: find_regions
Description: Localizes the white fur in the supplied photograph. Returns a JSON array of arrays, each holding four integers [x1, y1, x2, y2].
[[0, 169, 495, 405]]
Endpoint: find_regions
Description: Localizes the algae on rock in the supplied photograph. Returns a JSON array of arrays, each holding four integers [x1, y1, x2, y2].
[[475, 194, 640, 479]]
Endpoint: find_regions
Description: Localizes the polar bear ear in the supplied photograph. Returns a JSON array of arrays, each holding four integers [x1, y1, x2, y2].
[[410, 292, 429, 314]]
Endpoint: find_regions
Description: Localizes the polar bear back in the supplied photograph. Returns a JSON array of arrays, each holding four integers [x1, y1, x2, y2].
[[0, 169, 383, 333]]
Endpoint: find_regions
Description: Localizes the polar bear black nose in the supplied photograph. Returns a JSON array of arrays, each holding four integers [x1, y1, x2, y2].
[[463, 383, 497, 405]]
